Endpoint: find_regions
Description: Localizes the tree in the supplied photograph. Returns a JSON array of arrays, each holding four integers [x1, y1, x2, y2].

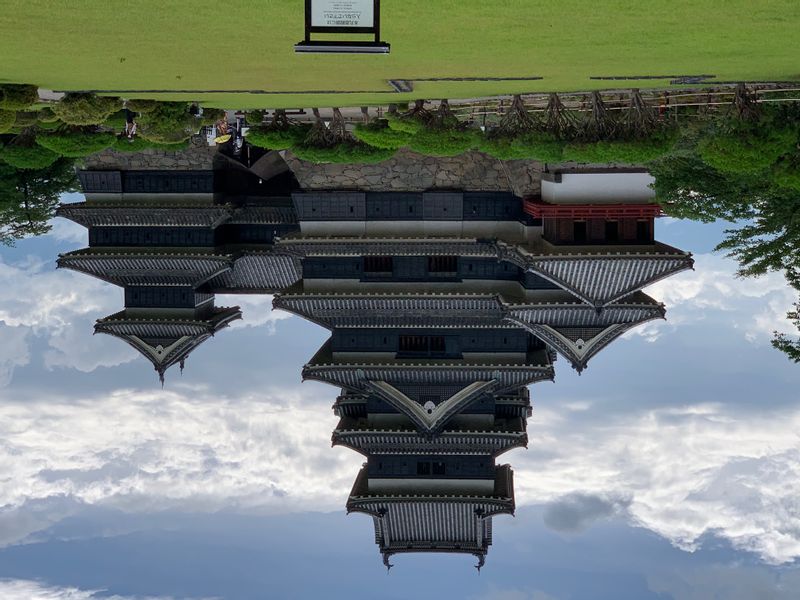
[[137, 102, 198, 143], [495, 94, 538, 138], [36, 129, 116, 157], [771, 298, 800, 363], [733, 83, 760, 121], [623, 88, 657, 138], [581, 91, 617, 141], [353, 119, 412, 150], [0, 110, 14, 134], [0, 84, 39, 110], [0, 158, 78, 245], [543, 93, 579, 139], [52, 93, 121, 125], [246, 109, 310, 150], [0, 134, 61, 170]]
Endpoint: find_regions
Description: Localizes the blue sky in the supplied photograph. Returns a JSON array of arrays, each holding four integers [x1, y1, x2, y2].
[[0, 202, 798, 599]]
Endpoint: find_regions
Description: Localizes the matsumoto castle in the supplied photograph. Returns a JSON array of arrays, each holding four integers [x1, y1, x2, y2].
[[56, 141, 693, 570]]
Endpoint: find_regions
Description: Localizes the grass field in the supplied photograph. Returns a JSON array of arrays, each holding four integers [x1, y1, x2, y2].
[[1, 1, 799, 108]]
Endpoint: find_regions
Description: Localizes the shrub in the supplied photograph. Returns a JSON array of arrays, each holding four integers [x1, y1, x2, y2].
[[112, 136, 190, 153], [137, 102, 198, 143], [291, 141, 395, 164], [406, 128, 478, 157], [36, 130, 116, 157], [0, 143, 60, 169], [0, 84, 39, 110], [0, 110, 14, 134], [52, 93, 121, 125], [698, 127, 796, 176], [247, 124, 310, 150], [353, 120, 413, 149]]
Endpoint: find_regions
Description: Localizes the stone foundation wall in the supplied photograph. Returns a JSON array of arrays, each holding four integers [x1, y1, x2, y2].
[[84, 136, 217, 171], [283, 149, 543, 197]]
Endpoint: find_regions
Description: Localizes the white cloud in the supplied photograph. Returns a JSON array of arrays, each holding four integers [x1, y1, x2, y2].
[[0, 255, 137, 380], [0, 384, 358, 546], [0, 579, 215, 600], [47, 219, 88, 245], [0, 325, 31, 386], [471, 587, 560, 600], [638, 253, 797, 345], [217, 294, 294, 330], [515, 401, 800, 565]]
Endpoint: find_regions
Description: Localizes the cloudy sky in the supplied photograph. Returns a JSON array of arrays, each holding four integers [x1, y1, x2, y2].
[[0, 200, 798, 599]]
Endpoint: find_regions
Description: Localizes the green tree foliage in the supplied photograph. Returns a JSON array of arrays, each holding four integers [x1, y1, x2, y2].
[[773, 157, 800, 192], [247, 124, 310, 150], [0, 110, 14, 134], [0, 158, 78, 245], [478, 133, 564, 162], [353, 119, 412, 150], [52, 93, 121, 126], [104, 110, 129, 131], [36, 107, 60, 123], [698, 127, 796, 176], [563, 131, 677, 164], [0, 84, 39, 110], [36, 129, 116, 157], [386, 112, 425, 135], [771, 299, 800, 363], [125, 99, 159, 113], [0, 139, 60, 170], [137, 102, 198, 143]]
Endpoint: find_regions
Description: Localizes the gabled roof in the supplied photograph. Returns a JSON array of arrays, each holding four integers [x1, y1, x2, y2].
[[95, 307, 241, 383], [302, 340, 554, 392], [57, 248, 233, 288], [504, 292, 666, 371], [347, 464, 515, 570], [56, 202, 232, 228], [273, 293, 506, 329], [498, 241, 694, 307], [332, 416, 528, 456]]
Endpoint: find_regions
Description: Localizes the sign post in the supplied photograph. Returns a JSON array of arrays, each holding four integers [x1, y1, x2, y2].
[[295, 0, 390, 53]]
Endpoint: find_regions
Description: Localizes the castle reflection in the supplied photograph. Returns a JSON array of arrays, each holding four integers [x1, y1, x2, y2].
[[56, 141, 692, 569]]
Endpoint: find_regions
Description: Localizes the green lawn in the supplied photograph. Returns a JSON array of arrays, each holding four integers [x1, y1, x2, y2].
[[1, 0, 799, 108]]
